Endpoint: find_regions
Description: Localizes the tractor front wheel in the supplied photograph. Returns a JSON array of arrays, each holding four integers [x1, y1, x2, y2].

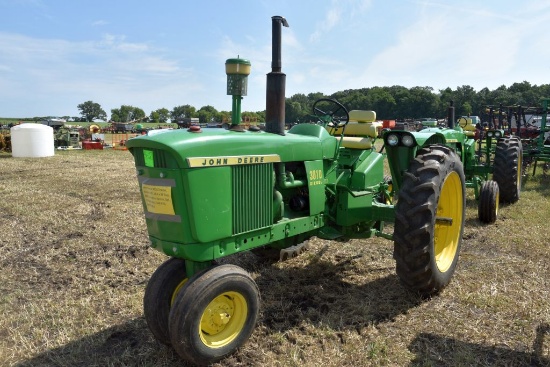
[[143, 257, 188, 345], [478, 180, 499, 224], [393, 145, 465, 296], [169, 264, 260, 366], [493, 137, 522, 203]]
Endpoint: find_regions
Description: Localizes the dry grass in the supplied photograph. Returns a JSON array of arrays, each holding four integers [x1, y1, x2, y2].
[[0, 149, 548, 367]]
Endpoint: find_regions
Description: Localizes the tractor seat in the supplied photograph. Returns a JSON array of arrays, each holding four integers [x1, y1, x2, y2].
[[459, 117, 476, 137], [463, 122, 476, 137], [326, 110, 381, 149]]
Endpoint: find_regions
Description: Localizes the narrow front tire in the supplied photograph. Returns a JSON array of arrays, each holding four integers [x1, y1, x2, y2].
[[478, 180, 499, 224], [169, 264, 260, 366], [143, 258, 188, 345]]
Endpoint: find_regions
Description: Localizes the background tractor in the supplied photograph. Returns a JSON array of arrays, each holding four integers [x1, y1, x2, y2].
[[53, 125, 80, 148], [520, 99, 550, 175], [126, 16, 467, 365], [408, 108, 522, 224], [480, 102, 547, 176], [0, 131, 11, 152]]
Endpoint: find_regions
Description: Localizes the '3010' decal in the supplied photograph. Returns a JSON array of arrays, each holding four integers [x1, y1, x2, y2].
[[309, 169, 323, 186]]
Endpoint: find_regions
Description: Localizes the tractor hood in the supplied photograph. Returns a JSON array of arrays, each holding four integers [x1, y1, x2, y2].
[[413, 127, 466, 147], [126, 126, 338, 168]]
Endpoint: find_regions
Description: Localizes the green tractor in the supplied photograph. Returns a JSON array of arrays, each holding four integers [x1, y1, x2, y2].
[[54, 126, 80, 148], [409, 110, 522, 224], [127, 16, 469, 365], [521, 99, 550, 175]]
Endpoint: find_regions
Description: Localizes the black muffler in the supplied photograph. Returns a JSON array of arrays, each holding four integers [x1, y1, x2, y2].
[[265, 16, 289, 136]]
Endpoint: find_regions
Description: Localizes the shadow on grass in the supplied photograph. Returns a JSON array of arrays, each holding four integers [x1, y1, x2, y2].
[[14, 317, 189, 367], [14, 249, 438, 366], [464, 197, 520, 229], [408, 323, 550, 366], [252, 247, 425, 332], [522, 171, 550, 196]]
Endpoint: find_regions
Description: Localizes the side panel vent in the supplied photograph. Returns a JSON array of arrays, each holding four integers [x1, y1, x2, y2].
[[133, 148, 169, 168], [153, 149, 168, 168], [232, 164, 273, 234]]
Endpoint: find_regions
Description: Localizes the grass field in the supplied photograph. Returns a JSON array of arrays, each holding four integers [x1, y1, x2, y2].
[[0, 149, 548, 366]]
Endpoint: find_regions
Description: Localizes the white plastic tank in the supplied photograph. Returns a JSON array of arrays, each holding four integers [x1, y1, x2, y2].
[[11, 123, 55, 158]]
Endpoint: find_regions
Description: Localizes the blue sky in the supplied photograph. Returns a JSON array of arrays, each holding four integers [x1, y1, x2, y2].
[[1, 0, 549, 119]]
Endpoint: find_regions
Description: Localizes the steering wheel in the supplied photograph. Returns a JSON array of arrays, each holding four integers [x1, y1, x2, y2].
[[312, 98, 350, 128]]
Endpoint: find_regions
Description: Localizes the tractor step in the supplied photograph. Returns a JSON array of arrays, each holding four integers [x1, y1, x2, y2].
[[280, 241, 309, 261]]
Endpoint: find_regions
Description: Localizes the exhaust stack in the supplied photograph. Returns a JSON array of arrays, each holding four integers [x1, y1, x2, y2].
[[447, 100, 455, 129], [265, 16, 289, 135]]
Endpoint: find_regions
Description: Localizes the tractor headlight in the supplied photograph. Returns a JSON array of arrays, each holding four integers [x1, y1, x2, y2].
[[487, 131, 494, 138], [387, 134, 399, 146], [495, 131, 502, 138], [402, 135, 415, 147]]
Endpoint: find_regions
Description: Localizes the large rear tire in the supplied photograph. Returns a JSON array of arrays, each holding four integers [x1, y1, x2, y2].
[[143, 258, 188, 345], [478, 180, 499, 224], [493, 137, 522, 203], [393, 145, 465, 296], [169, 264, 260, 366]]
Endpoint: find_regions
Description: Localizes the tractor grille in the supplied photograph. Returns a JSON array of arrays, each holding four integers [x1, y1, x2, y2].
[[151, 149, 168, 168], [232, 163, 273, 234], [133, 148, 169, 168]]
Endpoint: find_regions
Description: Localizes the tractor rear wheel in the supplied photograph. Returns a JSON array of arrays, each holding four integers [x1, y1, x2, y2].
[[493, 137, 522, 203], [393, 145, 465, 296], [143, 257, 188, 345], [169, 264, 260, 366], [478, 180, 499, 224]]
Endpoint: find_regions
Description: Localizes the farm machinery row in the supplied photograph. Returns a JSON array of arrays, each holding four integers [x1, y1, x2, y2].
[[481, 100, 550, 175], [125, 16, 523, 366]]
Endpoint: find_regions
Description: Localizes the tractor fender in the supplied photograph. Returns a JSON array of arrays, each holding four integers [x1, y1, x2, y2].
[[411, 130, 447, 149], [384, 129, 458, 193]]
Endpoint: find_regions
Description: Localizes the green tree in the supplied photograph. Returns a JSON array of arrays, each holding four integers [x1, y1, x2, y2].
[[408, 86, 439, 119], [219, 110, 231, 123], [197, 105, 218, 124], [171, 105, 196, 122], [77, 101, 107, 122], [285, 101, 304, 124], [256, 110, 266, 122], [150, 108, 170, 123], [462, 101, 473, 116], [368, 87, 396, 119], [110, 105, 145, 122]]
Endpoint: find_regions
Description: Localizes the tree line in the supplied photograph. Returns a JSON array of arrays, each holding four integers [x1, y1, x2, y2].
[[75, 102, 265, 125], [73, 81, 550, 124], [287, 81, 550, 123]]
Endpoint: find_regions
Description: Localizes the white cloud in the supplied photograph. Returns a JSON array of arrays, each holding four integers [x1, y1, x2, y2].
[[98, 33, 148, 52], [0, 64, 13, 72], [355, 1, 547, 91], [0, 31, 205, 117], [310, 0, 373, 43], [92, 20, 108, 26]]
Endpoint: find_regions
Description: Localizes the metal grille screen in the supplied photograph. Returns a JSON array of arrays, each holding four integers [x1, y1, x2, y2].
[[232, 163, 273, 234]]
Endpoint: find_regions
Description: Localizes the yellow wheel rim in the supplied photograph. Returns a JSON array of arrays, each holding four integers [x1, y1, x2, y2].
[[386, 183, 393, 204], [495, 189, 499, 217], [434, 171, 463, 273], [517, 153, 522, 189], [199, 291, 248, 348], [170, 278, 188, 306]]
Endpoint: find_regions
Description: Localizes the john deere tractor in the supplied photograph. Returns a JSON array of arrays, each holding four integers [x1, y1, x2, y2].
[[54, 126, 80, 148], [521, 99, 550, 175], [410, 110, 522, 225], [126, 16, 467, 365]]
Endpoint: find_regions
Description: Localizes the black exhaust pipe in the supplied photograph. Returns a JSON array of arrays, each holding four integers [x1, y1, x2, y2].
[[447, 100, 455, 129], [265, 16, 289, 136]]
